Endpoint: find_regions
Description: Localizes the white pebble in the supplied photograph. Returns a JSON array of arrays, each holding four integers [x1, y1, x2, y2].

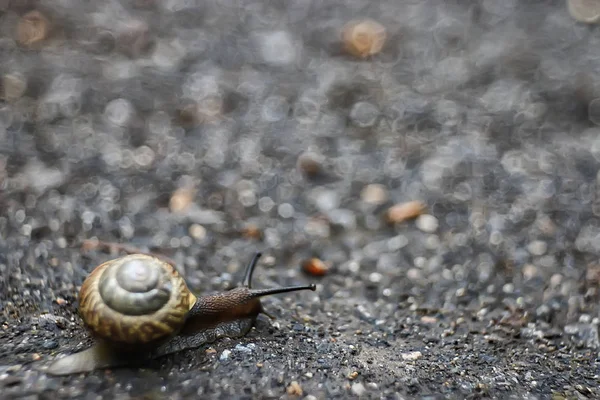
[[401, 351, 423, 361], [104, 98, 135, 127], [234, 344, 253, 354], [257, 30, 297, 66], [278, 203, 295, 218], [416, 214, 439, 233], [368, 272, 382, 283], [527, 240, 548, 256], [314, 189, 340, 212], [360, 184, 388, 205], [351, 383, 366, 396], [219, 350, 231, 361]]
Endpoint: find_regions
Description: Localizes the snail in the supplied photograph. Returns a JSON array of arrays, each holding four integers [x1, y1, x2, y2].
[[45, 251, 316, 376]]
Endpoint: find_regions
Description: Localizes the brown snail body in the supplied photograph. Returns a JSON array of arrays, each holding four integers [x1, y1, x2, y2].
[[45, 252, 315, 376]]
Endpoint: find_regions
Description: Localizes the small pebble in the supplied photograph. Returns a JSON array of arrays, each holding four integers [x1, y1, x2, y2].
[[401, 351, 423, 361], [258, 30, 297, 66], [302, 258, 330, 276], [523, 264, 539, 280], [170, 186, 196, 213], [368, 272, 382, 283], [386, 201, 426, 224], [527, 240, 548, 256], [342, 19, 387, 58], [189, 224, 207, 241], [116, 20, 153, 58], [241, 224, 263, 240], [568, 0, 600, 23], [278, 203, 295, 218], [42, 340, 58, 350], [348, 371, 359, 380], [351, 382, 367, 396], [219, 350, 231, 361], [17, 10, 51, 47], [104, 98, 136, 127], [234, 344, 254, 354], [349, 101, 380, 128], [2, 73, 27, 102], [416, 214, 439, 233], [421, 316, 438, 324], [297, 151, 324, 178], [361, 184, 388, 205], [286, 381, 303, 396], [314, 189, 340, 212]]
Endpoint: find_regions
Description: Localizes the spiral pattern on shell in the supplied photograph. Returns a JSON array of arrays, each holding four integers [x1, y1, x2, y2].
[[78, 254, 195, 346]]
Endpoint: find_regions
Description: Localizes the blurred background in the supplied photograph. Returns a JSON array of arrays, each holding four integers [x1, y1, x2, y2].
[[1, 0, 600, 398]]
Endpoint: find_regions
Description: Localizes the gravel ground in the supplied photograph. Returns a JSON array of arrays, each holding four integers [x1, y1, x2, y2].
[[2, 0, 600, 399]]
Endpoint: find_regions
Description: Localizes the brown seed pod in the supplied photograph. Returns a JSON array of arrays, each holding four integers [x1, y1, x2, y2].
[[45, 252, 315, 376], [386, 201, 426, 224], [17, 10, 51, 47], [341, 19, 387, 59]]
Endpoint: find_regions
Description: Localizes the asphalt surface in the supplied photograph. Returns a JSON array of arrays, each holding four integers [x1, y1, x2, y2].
[[2, 0, 600, 399]]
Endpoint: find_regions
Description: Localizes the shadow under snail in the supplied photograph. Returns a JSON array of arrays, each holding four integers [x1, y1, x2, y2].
[[45, 251, 316, 376]]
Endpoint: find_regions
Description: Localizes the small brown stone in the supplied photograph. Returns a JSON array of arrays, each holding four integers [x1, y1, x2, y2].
[[302, 258, 330, 276], [169, 186, 196, 213], [241, 224, 263, 240], [386, 201, 426, 224], [342, 19, 387, 59], [177, 102, 200, 128], [297, 151, 324, 178], [286, 381, 303, 396], [348, 371, 359, 380], [17, 10, 50, 47], [2, 73, 27, 102], [116, 20, 153, 58]]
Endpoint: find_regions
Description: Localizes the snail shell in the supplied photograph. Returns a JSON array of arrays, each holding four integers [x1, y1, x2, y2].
[[44, 251, 316, 376], [78, 254, 196, 347]]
